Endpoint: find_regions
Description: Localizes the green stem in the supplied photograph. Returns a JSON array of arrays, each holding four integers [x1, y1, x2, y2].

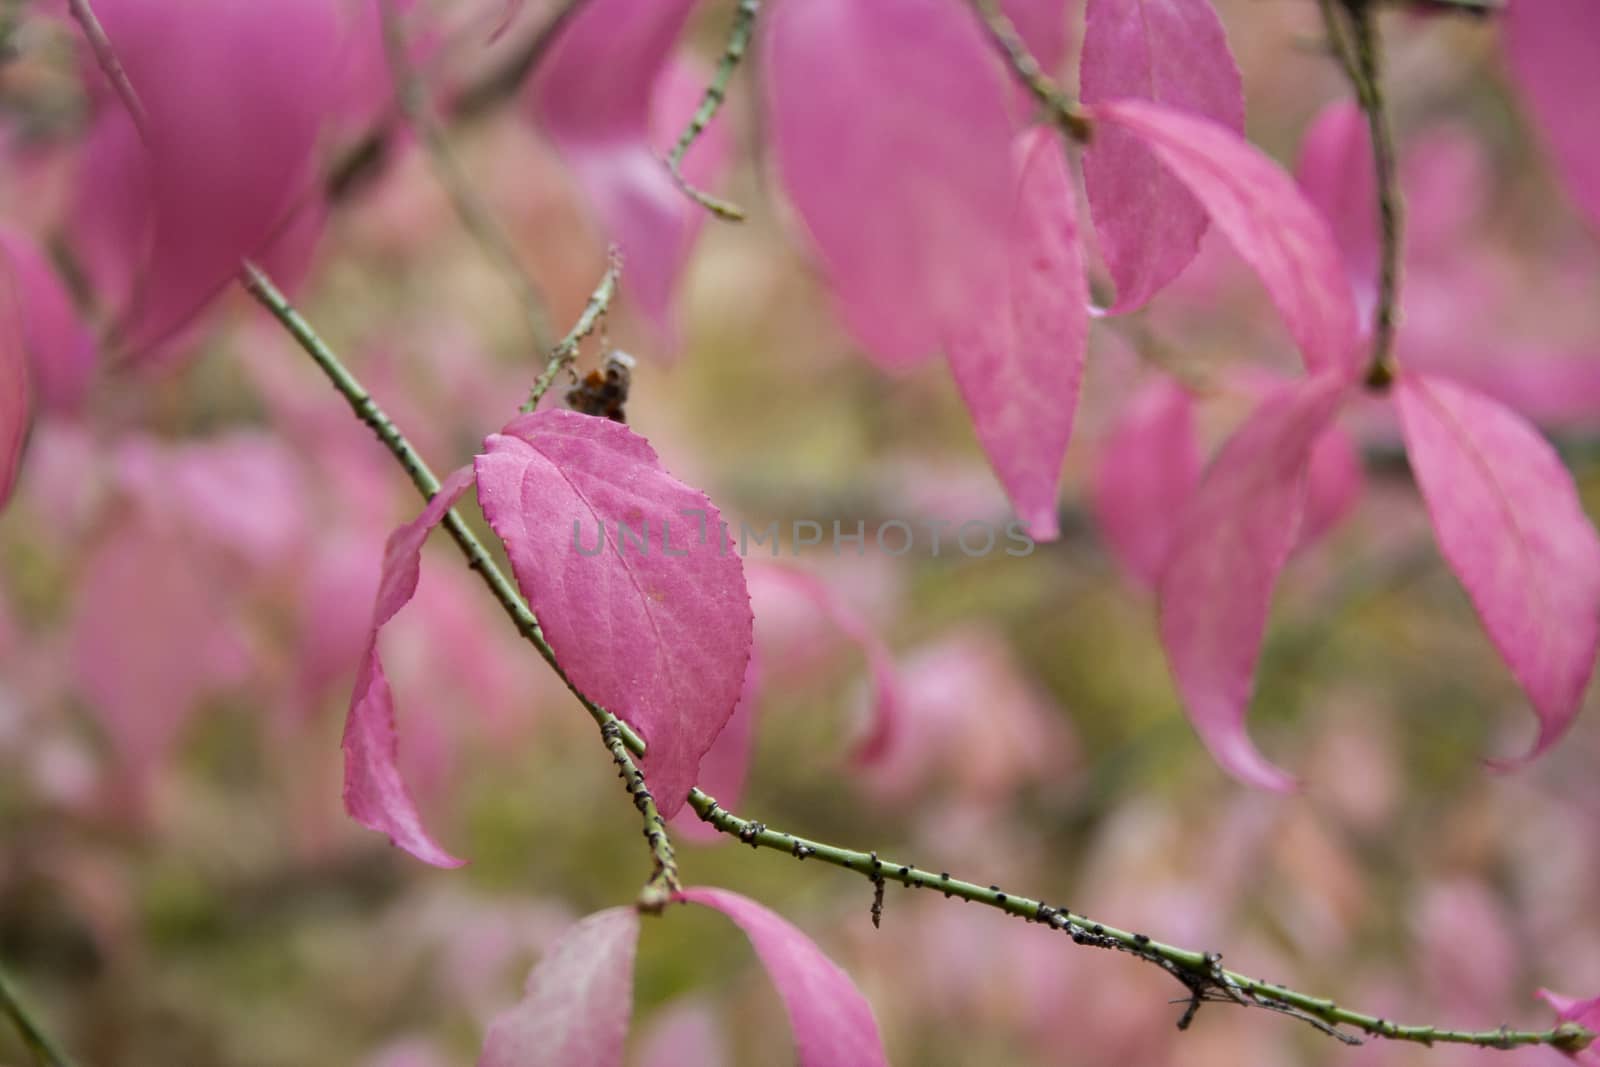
[[66, 0, 147, 141], [969, 0, 1092, 142], [663, 0, 758, 222], [1322, 0, 1403, 389], [603, 720, 680, 911], [379, 0, 555, 350], [686, 791, 1594, 1052], [0, 965, 76, 1067], [522, 247, 621, 413]]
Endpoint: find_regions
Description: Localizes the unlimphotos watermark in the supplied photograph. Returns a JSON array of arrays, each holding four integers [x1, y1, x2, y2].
[[573, 510, 1036, 559]]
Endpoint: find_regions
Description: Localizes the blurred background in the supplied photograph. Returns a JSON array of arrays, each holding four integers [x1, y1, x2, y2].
[[2, 0, 1599, 1063]]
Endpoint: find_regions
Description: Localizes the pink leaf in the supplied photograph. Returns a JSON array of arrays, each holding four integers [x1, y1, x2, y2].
[[479, 907, 640, 1067], [1094, 100, 1361, 378], [1090, 377, 1200, 588], [680, 888, 888, 1067], [763, 0, 1014, 370], [524, 0, 723, 351], [1079, 0, 1244, 312], [0, 255, 31, 511], [864, 629, 1072, 805], [114, 433, 307, 566], [71, 517, 253, 800], [1299, 424, 1363, 549], [671, 649, 760, 845], [1158, 373, 1351, 790], [1294, 99, 1378, 319], [947, 127, 1088, 541], [0, 227, 97, 413], [69, 0, 343, 360], [344, 466, 476, 868], [637, 997, 730, 1067], [1394, 372, 1600, 764], [475, 410, 753, 816], [748, 563, 901, 765], [1502, 0, 1600, 235]]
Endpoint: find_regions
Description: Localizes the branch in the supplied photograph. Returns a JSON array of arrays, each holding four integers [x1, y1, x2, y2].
[[603, 720, 680, 910], [0, 964, 76, 1067], [65, 0, 147, 142], [522, 246, 621, 412], [968, 0, 1092, 142], [662, 0, 759, 222], [686, 791, 1596, 1054], [379, 0, 555, 350], [1320, 0, 1403, 388], [242, 265, 1594, 1056]]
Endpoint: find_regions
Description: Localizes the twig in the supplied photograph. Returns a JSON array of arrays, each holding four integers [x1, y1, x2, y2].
[[379, 0, 555, 350], [968, 0, 1092, 142], [65, 0, 147, 142], [1320, 0, 1403, 388], [242, 263, 1595, 1057], [663, 0, 758, 222], [522, 247, 621, 412], [0, 965, 76, 1067], [602, 720, 680, 910], [687, 791, 1595, 1053]]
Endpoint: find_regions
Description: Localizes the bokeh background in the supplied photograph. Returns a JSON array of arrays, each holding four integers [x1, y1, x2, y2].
[[2, 0, 1599, 1064]]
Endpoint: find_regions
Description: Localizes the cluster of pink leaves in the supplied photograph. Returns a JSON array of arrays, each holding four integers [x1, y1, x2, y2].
[[514, 0, 1600, 1043], [1089, 93, 1600, 791], [532, 0, 1600, 784]]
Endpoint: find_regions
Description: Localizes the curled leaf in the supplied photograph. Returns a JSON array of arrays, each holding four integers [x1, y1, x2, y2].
[[344, 466, 477, 868], [1158, 373, 1351, 790], [479, 907, 640, 1067], [475, 410, 753, 816], [1394, 372, 1600, 764], [680, 887, 888, 1067]]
